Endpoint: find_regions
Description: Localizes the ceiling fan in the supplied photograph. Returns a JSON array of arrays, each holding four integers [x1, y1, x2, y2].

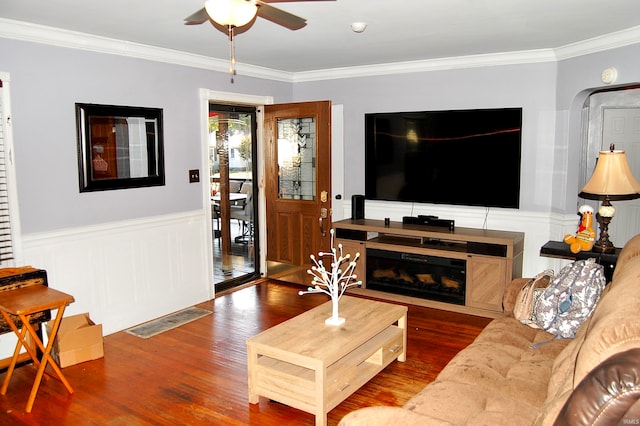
[[186, 0, 335, 31], [185, 0, 335, 82]]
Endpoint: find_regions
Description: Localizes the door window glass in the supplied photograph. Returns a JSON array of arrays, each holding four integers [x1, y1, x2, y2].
[[277, 117, 316, 200], [209, 104, 257, 290]]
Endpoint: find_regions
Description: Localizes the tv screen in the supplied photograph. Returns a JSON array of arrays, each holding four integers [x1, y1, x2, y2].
[[365, 108, 522, 209]]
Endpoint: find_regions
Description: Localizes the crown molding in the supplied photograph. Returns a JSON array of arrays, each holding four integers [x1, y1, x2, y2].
[[296, 26, 640, 82], [292, 49, 556, 82], [0, 19, 294, 82], [555, 25, 640, 60], [1, 18, 639, 83]]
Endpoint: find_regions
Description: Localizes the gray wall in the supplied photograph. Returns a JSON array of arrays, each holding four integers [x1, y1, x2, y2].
[[293, 63, 558, 212], [294, 43, 640, 216], [3, 35, 640, 236], [1, 37, 292, 234], [556, 44, 640, 214]]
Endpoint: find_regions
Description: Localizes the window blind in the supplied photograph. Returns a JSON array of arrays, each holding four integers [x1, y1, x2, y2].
[[0, 78, 15, 265]]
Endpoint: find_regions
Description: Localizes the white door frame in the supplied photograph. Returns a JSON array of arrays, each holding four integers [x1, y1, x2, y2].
[[199, 89, 274, 299]]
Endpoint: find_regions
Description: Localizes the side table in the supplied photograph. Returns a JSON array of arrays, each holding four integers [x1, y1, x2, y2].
[[540, 240, 620, 282], [0, 267, 51, 371], [0, 285, 75, 413]]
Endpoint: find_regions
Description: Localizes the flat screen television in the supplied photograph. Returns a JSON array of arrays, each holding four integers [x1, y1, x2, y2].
[[365, 108, 522, 209]]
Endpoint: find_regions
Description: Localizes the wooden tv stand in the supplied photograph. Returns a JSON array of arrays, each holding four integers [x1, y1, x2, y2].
[[333, 219, 524, 317]]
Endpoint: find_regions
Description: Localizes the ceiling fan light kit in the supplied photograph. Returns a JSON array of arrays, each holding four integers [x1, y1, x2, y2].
[[186, 0, 335, 82], [205, 0, 258, 27]]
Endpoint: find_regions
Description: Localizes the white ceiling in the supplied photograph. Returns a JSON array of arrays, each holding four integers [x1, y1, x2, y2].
[[3, 0, 640, 73]]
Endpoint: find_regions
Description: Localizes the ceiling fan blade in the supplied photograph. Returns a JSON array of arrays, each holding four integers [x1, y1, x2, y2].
[[256, 1, 307, 30], [184, 8, 209, 25]]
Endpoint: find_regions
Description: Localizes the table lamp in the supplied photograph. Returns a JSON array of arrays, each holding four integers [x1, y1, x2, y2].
[[579, 145, 640, 253]]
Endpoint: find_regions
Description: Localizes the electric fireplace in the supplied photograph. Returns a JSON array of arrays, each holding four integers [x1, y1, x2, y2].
[[366, 248, 466, 305]]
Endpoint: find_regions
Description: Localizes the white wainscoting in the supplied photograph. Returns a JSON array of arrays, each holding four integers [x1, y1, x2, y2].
[[19, 210, 212, 336], [339, 200, 579, 277]]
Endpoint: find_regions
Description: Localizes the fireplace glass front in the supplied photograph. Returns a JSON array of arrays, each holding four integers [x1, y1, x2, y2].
[[366, 248, 466, 305]]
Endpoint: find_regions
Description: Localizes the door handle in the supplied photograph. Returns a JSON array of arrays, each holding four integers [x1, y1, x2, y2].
[[319, 207, 328, 237]]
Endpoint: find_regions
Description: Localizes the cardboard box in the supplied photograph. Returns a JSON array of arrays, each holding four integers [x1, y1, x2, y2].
[[46, 313, 104, 368]]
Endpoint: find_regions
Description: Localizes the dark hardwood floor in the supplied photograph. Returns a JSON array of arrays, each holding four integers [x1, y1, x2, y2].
[[213, 220, 256, 287], [0, 280, 491, 425]]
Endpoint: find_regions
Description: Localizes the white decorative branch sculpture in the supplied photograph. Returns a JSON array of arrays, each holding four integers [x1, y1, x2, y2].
[[299, 229, 362, 325]]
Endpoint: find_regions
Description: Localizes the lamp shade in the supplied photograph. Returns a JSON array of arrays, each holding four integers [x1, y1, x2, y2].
[[205, 0, 258, 27], [579, 149, 640, 201]]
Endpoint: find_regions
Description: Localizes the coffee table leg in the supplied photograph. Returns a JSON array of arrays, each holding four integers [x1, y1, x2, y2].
[[314, 368, 327, 426], [398, 313, 407, 362], [315, 413, 327, 426], [247, 344, 259, 404]]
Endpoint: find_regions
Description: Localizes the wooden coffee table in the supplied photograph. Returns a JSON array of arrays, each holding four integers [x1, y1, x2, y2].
[[247, 296, 407, 426]]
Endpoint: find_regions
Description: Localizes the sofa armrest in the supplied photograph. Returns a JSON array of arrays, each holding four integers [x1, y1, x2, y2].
[[502, 277, 530, 317], [554, 348, 640, 426]]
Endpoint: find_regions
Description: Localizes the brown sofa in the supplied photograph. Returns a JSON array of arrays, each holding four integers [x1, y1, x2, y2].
[[339, 234, 640, 425]]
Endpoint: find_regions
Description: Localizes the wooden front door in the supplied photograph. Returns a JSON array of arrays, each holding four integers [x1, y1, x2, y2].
[[264, 101, 332, 270]]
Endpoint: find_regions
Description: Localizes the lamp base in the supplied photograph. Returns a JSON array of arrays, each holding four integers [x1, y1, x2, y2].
[[592, 239, 616, 254], [594, 211, 616, 254]]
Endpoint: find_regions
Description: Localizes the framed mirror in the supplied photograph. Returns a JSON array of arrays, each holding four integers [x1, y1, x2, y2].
[[76, 103, 165, 192]]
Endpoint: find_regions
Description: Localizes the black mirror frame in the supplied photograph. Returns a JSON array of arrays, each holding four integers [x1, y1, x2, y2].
[[76, 103, 165, 192]]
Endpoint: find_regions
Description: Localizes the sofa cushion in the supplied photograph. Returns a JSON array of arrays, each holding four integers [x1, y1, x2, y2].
[[534, 318, 590, 425], [338, 406, 454, 426], [573, 235, 640, 386], [611, 234, 640, 281], [404, 317, 568, 425], [502, 277, 530, 316]]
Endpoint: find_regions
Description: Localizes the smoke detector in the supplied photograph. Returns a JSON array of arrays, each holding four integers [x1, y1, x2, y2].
[[601, 67, 618, 84], [351, 22, 367, 33]]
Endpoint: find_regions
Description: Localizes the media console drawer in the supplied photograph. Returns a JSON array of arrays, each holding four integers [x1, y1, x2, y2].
[[335, 228, 368, 241], [467, 241, 507, 257]]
